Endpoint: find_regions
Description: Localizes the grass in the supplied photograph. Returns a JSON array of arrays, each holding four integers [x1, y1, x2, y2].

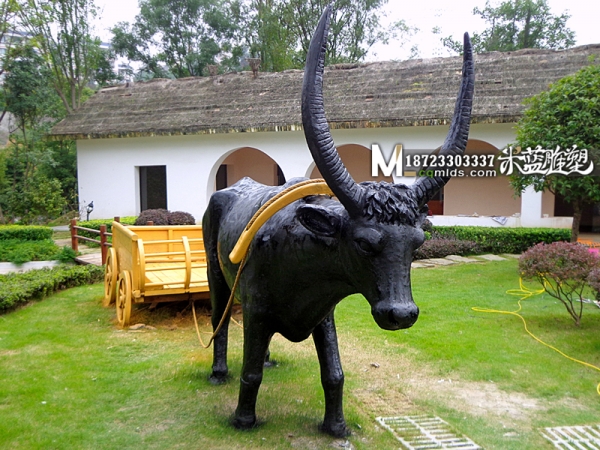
[[0, 259, 599, 449]]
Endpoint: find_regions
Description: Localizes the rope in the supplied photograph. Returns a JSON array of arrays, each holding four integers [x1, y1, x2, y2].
[[192, 254, 247, 348], [473, 277, 600, 395]]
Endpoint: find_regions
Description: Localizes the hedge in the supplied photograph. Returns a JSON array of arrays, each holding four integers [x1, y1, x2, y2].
[[76, 217, 137, 232], [75, 217, 137, 246], [0, 265, 104, 313], [0, 240, 61, 264], [431, 226, 570, 254], [0, 225, 53, 242], [414, 239, 480, 260]]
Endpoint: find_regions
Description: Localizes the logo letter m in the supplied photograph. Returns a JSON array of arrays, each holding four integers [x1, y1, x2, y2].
[[371, 144, 403, 177]]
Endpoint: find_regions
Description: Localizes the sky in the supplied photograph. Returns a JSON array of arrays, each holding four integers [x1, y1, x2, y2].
[[94, 0, 600, 62]]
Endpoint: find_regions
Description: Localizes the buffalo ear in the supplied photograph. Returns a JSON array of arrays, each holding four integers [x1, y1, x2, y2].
[[296, 204, 341, 237]]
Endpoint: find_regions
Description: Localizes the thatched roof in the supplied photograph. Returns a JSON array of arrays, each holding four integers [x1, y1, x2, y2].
[[50, 44, 600, 140]]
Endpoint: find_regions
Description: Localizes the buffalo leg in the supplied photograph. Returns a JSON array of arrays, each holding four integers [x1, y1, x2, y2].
[[233, 318, 272, 429], [208, 266, 232, 385], [312, 312, 350, 437]]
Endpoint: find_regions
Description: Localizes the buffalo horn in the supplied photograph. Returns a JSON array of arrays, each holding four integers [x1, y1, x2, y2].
[[411, 33, 475, 207], [301, 6, 365, 217]]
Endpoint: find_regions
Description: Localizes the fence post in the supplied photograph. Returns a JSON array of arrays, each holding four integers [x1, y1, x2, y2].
[[100, 224, 107, 265], [70, 219, 78, 253]]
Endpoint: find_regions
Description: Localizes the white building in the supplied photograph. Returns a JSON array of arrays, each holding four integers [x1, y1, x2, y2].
[[50, 44, 600, 228]]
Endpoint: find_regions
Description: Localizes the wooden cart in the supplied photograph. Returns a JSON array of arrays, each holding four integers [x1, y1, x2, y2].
[[104, 221, 209, 326]]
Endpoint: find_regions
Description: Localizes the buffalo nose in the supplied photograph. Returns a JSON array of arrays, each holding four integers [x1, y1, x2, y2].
[[372, 303, 419, 330]]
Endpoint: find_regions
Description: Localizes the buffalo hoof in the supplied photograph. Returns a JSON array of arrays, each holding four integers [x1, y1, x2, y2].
[[232, 414, 257, 430], [320, 421, 351, 438], [208, 371, 229, 385]]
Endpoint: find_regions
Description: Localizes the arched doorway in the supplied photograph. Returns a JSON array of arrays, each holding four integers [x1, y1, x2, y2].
[[442, 139, 553, 217], [308, 144, 393, 183], [214, 147, 285, 191]]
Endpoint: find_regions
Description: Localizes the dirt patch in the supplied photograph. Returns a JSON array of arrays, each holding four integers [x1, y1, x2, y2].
[[334, 335, 544, 429], [120, 304, 545, 429]]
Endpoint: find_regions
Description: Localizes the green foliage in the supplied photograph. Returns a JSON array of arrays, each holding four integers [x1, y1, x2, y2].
[[441, 0, 575, 54], [16, 0, 105, 113], [0, 239, 61, 264], [56, 246, 78, 263], [414, 239, 479, 259], [246, 0, 410, 71], [77, 217, 137, 232], [0, 264, 104, 313], [509, 63, 600, 240], [432, 226, 570, 253], [0, 42, 75, 224], [519, 242, 598, 325], [0, 225, 53, 241], [0, 44, 60, 131], [111, 0, 244, 78]]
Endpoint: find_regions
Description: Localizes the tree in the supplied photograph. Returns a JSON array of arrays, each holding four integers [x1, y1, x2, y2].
[[0, 44, 70, 223], [246, 0, 410, 71], [441, 0, 575, 54], [15, 0, 106, 114], [111, 0, 244, 79], [508, 63, 600, 242]]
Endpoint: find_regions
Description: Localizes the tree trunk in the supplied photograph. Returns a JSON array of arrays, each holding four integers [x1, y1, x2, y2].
[[571, 203, 582, 242]]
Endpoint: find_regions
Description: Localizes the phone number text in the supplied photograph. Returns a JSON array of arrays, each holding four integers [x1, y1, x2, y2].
[[406, 154, 495, 168]]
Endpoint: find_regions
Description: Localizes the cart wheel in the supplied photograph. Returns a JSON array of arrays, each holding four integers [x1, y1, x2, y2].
[[116, 270, 132, 327], [103, 248, 117, 307]]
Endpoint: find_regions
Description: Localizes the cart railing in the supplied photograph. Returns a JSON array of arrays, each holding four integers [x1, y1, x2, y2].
[[138, 236, 207, 292], [70, 216, 121, 265]]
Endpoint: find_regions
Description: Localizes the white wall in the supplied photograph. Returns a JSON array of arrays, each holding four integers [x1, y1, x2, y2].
[[76, 122, 520, 222]]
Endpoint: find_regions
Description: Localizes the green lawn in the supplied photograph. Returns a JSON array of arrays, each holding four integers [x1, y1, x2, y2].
[[0, 259, 598, 449]]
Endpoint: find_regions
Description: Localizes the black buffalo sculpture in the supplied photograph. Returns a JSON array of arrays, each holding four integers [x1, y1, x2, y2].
[[202, 6, 474, 437]]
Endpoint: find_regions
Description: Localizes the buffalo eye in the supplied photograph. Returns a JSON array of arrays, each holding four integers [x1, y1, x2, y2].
[[353, 228, 384, 255], [355, 238, 375, 254]]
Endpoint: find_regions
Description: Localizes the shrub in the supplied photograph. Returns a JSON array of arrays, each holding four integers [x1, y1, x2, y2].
[[519, 242, 598, 326], [168, 211, 196, 225], [0, 225, 53, 241], [133, 210, 196, 226], [0, 240, 61, 264], [433, 226, 570, 254], [414, 239, 479, 260], [134, 209, 170, 225], [421, 219, 433, 233], [0, 265, 104, 313]]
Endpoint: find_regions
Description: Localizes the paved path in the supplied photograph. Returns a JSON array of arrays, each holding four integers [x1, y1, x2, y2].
[[411, 254, 519, 269]]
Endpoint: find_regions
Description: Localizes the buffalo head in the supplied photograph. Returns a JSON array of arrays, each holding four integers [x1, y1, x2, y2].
[[301, 6, 474, 331]]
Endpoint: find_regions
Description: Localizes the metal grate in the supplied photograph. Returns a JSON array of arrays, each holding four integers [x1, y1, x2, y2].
[[376, 415, 482, 450], [542, 425, 600, 449]]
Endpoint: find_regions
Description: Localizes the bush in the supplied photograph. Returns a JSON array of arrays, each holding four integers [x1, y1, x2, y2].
[[168, 211, 196, 225], [0, 225, 53, 241], [0, 240, 62, 264], [134, 209, 170, 225], [519, 242, 598, 326], [0, 265, 104, 313], [414, 239, 479, 260], [133, 209, 196, 226], [433, 226, 570, 254]]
